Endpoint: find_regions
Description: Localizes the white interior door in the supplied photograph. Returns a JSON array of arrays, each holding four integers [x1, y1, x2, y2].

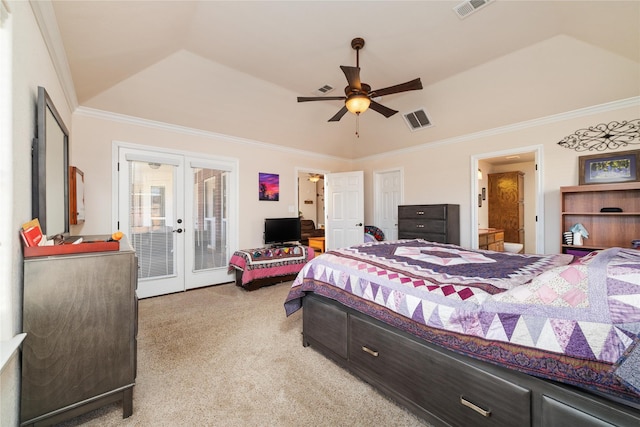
[[116, 145, 236, 298], [325, 171, 364, 250], [374, 169, 403, 241]]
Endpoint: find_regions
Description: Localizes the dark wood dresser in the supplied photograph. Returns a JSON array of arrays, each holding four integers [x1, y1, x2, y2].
[[398, 204, 460, 244], [21, 237, 138, 426]]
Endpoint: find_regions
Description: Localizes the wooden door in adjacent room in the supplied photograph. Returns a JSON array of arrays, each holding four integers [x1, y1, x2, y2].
[[488, 171, 525, 246]]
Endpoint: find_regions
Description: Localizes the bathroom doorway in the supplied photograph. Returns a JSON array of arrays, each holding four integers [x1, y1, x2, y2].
[[471, 146, 544, 254]]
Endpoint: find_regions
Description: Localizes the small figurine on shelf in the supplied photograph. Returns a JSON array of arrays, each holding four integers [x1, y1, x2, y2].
[[570, 223, 589, 246]]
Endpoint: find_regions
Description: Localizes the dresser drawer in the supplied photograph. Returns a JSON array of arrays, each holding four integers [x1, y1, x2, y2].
[[398, 205, 447, 220], [349, 315, 531, 427], [398, 218, 447, 234]]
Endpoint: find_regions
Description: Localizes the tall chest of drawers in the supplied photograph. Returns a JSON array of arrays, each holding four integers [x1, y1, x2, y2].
[[398, 204, 460, 244]]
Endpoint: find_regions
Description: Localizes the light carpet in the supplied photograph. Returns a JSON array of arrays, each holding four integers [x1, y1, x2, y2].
[[57, 281, 431, 426]]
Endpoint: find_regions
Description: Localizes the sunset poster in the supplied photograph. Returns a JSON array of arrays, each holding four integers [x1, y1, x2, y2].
[[258, 172, 279, 201]]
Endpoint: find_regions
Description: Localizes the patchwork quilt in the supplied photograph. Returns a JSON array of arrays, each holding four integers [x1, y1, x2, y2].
[[284, 239, 640, 404], [229, 246, 313, 286]]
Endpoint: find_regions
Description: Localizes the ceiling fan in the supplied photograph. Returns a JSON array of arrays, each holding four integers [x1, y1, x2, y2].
[[297, 37, 423, 123]]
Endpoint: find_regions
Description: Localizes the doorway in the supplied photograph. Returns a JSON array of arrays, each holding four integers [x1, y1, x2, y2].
[[297, 170, 325, 227], [471, 146, 544, 254], [115, 143, 238, 298]]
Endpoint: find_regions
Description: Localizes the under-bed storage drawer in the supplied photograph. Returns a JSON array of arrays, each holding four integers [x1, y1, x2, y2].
[[541, 396, 617, 427], [349, 315, 531, 427], [303, 295, 348, 360], [349, 315, 438, 416]]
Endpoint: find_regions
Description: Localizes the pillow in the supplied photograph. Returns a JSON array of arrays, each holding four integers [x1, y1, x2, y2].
[[364, 233, 377, 243]]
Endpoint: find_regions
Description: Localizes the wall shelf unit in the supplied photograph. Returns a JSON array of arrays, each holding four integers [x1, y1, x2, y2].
[[560, 182, 640, 254]]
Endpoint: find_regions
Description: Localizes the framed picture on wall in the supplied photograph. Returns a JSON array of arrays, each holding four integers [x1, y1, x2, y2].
[[258, 172, 279, 201], [579, 149, 640, 185]]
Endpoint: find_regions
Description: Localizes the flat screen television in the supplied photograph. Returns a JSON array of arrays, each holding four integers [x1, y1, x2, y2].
[[264, 217, 301, 246]]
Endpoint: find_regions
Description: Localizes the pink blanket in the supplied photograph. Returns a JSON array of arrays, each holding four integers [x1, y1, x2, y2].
[[229, 246, 314, 285]]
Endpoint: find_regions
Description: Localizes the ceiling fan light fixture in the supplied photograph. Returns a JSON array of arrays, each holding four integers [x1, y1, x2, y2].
[[345, 94, 371, 115]]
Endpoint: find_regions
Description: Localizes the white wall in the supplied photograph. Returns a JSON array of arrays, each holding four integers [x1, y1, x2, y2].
[[355, 101, 640, 254], [1, 2, 72, 425], [70, 111, 352, 250]]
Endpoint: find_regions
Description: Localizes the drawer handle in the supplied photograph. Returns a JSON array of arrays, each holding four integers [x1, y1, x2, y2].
[[416, 211, 424, 215], [361, 346, 379, 357], [460, 396, 491, 417], [416, 224, 425, 228]]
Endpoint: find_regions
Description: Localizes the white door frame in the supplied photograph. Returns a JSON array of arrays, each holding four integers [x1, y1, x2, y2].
[[470, 145, 544, 253], [295, 166, 329, 224]]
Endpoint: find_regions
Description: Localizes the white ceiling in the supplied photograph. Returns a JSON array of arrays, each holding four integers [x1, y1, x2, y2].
[[49, 1, 640, 159]]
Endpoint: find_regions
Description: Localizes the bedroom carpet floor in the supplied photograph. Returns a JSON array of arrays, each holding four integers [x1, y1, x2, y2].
[[57, 281, 432, 426]]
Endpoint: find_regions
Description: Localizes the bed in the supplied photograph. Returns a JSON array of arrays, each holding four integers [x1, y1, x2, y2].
[[284, 239, 640, 426]]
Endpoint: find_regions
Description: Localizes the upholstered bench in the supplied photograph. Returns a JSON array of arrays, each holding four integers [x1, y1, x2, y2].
[[228, 245, 314, 291]]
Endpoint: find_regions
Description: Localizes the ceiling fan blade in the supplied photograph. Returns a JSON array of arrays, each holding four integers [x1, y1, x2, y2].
[[298, 96, 346, 102], [369, 100, 398, 118], [328, 106, 349, 122], [371, 78, 423, 97], [340, 66, 362, 91]]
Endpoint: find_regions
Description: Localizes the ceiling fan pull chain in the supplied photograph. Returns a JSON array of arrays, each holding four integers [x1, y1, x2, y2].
[[355, 114, 360, 138]]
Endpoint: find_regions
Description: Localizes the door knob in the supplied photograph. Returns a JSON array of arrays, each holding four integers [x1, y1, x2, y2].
[[356, 223, 363, 227], [173, 228, 183, 233]]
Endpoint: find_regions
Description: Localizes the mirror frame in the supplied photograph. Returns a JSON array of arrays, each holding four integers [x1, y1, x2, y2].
[[32, 86, 70, 238]]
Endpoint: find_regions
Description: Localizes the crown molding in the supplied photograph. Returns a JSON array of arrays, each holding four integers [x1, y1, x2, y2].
[[357, 96, 640, 162], [76, 96, 639, 164], [75, 106, 347, 162], [29, 0, 78, 111]]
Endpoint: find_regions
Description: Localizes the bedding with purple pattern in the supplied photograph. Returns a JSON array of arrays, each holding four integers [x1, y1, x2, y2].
[[284, 239, 640, 404]]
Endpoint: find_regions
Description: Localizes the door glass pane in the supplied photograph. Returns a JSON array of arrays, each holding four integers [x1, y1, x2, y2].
[[193, 167, 228, 271], [129, 161, 176, 279]]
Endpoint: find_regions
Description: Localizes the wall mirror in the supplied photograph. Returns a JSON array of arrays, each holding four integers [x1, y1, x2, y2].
[[32, 86, 69, 238]]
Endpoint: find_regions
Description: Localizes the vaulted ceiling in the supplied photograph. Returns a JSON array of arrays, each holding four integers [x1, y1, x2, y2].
[[49, 1, 640, 159]]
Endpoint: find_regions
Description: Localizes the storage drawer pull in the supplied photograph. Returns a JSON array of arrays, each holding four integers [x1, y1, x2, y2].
[[416, 224, 425, 228], [361, 346, 379, 357], [416, 211, 424, 215], [460, 396, 491, 417]]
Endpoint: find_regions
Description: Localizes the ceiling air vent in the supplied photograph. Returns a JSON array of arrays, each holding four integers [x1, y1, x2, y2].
[[453, 0, 494, 19], [312, 84, 335, 96], [403, 109, 432, 132]]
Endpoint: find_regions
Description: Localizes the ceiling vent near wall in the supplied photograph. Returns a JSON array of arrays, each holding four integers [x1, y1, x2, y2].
[[312, 84, 335, 96], [403, 109, 433, 132], [453, 0, 494, 19]]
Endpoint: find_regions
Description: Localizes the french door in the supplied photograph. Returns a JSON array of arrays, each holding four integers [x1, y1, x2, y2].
[[116, 145, 236, 298]]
